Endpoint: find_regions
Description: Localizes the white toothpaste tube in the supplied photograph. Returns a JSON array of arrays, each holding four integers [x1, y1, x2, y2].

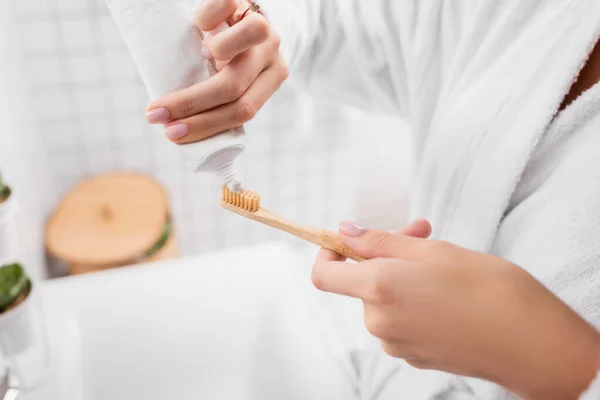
[[106, 0, 246, 192]]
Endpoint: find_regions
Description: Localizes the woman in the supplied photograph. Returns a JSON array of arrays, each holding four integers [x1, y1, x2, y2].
[[144, 0, 600, 398]]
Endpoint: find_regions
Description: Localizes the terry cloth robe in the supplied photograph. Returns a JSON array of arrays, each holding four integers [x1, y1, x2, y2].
[[259, 0, 600, 398]]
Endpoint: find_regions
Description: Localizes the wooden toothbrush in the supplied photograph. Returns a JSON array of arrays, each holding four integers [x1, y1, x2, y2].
[[220, 186, 365, 262]]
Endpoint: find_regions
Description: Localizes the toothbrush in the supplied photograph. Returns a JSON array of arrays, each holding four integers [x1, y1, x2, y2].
[[220, 187, 365, 262]]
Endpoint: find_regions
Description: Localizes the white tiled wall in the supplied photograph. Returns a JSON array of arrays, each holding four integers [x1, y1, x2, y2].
[[0, 0, 52, 282], [10, 0, 363, 263]]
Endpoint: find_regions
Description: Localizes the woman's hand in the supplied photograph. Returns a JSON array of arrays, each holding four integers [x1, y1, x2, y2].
[[312, 221, 600, 400], [145, 0, 288, 144]]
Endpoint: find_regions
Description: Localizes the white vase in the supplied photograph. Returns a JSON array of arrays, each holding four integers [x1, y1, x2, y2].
[[0, 283, 49, 391]]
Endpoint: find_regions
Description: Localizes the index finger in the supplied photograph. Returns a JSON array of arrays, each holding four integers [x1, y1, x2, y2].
[[196, 0, 238, 32], [311, 255, 386, 299], [316, 247, 346, 263]]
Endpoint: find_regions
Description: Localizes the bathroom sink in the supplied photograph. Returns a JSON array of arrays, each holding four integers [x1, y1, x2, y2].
[[19, 242, 357, 400]]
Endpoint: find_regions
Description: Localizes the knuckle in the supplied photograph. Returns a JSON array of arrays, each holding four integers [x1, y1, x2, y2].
[[270, 31, 282, 50], [248, 16, 270, 41], [218, 0, 237, 15], [269, 65, 289, 88], [364, 313, 386, 339], [235, 99, 257, 122], [280, 65, 290, 81], [177, 98, 195, 118], [367, 263, 395, 304], [381, 342, 404, 358], [222, 80, 246, 102], [195, 0, 237, 29], [194, 10, 208, 29], [209, 42, 230, 61], [370, 233, 394, 254]]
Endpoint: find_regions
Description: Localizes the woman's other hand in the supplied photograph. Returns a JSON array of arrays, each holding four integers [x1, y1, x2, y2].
[[312, 221, 600, 400], [145, 0, 288, 144]]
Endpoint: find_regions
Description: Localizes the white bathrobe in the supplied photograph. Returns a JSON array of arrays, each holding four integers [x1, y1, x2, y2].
[[259, 0, 600, 398]]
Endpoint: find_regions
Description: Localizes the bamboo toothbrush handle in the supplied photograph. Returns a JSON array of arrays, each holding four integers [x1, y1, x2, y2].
[[305, 228, 366, 262], [220, 202, 366, 262]]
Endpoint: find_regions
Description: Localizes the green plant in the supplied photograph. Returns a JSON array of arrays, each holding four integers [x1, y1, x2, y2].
[[142, 220, 171, 259], [0, 263, 31, 312], [0, 172, 9, 203]]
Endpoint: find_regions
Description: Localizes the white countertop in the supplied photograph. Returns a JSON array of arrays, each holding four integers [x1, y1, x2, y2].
[[20, 242, 365, 400]]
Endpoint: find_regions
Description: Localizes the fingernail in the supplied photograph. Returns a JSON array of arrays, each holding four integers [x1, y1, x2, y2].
[[145, 107, 171, 124], [201, 47, 212, 60], [165, 124, 189, 140], [339, 221, 366, 237]]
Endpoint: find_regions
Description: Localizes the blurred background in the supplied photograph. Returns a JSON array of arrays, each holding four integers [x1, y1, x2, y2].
[[1, 0, 412, 281]]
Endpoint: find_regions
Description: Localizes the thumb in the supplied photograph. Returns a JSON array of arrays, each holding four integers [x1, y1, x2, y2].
[[338, 220, 430, 260], [396, 219, 432, 239]]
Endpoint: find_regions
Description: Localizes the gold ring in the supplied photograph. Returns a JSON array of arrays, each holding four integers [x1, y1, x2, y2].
[[241, 1, 263, 19], [248, 0, 261, 12]]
